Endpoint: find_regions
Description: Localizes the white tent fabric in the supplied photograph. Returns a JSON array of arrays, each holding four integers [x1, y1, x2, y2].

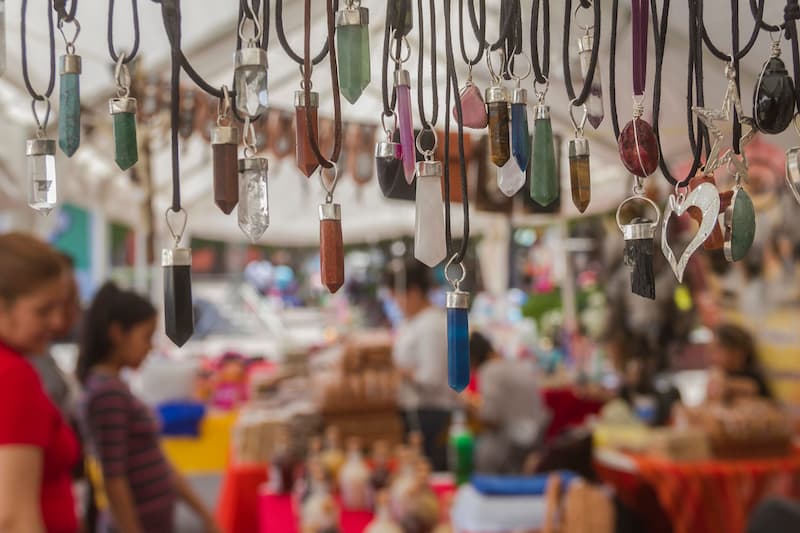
[[0, 1, 795, 245]]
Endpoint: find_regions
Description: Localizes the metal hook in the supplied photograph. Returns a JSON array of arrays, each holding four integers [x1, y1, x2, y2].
[[573, 3, 594, 32], [486, 48, 506, 85], [165, 207, 188, 247], [217, 85, 232, 126], [444, 254, 467, 289], [615, 194, 661, 232], [381, 112, 397, 139], [569, 99, 588, 135], [114, 53, 130, 97], [319, 162, 340, 203], [31, 98, 51, 136], [415, 128, 438, 159], [238, 0, 263, 45], [389, 34, 412, 64], [57, 17, 80, 55], [242, 117, 258, 158], [533, 77, 549, 102], [507, 51, 533, 83]]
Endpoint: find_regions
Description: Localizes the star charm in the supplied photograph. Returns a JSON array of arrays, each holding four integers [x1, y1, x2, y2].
[[691, 64, 754, 178]]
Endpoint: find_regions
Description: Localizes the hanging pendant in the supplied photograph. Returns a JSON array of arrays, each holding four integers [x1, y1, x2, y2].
[[497, 159, 526, 197], [375, 137, 405, 198], [394, 69, 416, 182], [295, 90, 320, 177], [486, 85, 510, 167], [336, 3, 370, 104], [27, 137, 57, 215], [723, 184, 756, 263], [238, 157, 270, 241], [531, 103, 558, 206], [753, 40, 795, 134], [618, 114, 659, 178], [577, 31, 604, 129], [661, 182, 720, 282], [162, 246, 195, 347], [234, 44, 268, 119], [319, 202, 345, 293], [617, 195, 660, 300], [453, 81, 488, 129], [58, 53, 81, 157], [212, 124, 239, 214], [109, 96, 138, 170], [569, 137, 591, 213], [414, 160, 447, 267], [511, 88, 530, 172], [387, 0, 413, 36], [445, 262, 470, 393], [785, 145, 800, 205]]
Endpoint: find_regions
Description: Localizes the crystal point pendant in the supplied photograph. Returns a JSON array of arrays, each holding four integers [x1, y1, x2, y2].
[[414, 161, 447, 267], [497, 159, 526, 197], [578, 33, 604, 129], [58, 54, 81, 157], [486, 86, 510, 167], [446, 288, 470, 392], [395, 70, 416, 182], [162, 247, 195, 347], [336, 6, 370, 104], [622, 218, 657, 299], [26, 138, 57, 214], [618, 117, 660, 177], [109, 97, 138, 170], [212, 125, 239, 214], [511, 88, 530, 172], [453, 83, 488, 129], [754, 56, 795, 134], [238, 157, 270, 241], [319, 203, 345, 293], [234, 46, 268, 118], [295, 90, 320, 177], [569, 137, 591, 213], [724, 186, 756, 262], [531, 105, 558, 206]]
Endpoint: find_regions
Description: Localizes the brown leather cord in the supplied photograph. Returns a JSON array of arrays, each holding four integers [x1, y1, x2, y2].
[[303, 0, 342, 168]]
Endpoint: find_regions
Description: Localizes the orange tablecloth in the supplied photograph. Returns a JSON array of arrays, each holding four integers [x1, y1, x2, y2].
[[597, 448, 800, 533]]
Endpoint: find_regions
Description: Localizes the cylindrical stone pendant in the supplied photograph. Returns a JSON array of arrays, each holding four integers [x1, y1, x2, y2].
[[58, 54, 81, 157], [486, 86, 510, 167], [109, 96, 139, 170], [446, 289, 470, 392], [319, 203, 345, 293], [212, 125, 239, 214], [569, 137, 591, 213], [295, 90, 320, 177]]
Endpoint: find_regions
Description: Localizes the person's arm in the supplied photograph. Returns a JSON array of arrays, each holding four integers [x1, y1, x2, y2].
[[170, 466, 221, 533], [103, 477, 145, 533], [0, 446, 45, 533]]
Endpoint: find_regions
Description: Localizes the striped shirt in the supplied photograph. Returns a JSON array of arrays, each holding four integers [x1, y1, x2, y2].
[[81, 372, 176, 532]]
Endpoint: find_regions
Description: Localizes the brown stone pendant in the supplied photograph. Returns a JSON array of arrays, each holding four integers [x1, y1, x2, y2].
[[295, 90, 320, 177], [212, 125, 239, 214], [485, 86, 510, 167], [618, 117, 660, 177], [569, 138, 591, 213], [319, 203, 344, 293]]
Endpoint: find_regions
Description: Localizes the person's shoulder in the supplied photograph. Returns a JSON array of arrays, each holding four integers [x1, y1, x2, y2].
[[84, 375, 131, 405], [0, 350, 41, 386]]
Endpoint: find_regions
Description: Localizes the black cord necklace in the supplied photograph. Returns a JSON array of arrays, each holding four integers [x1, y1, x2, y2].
[[458, 0, 485, 68], [562, 0, 600, 108], [275, 0, 331, 66], [108, 0, 140, 65]]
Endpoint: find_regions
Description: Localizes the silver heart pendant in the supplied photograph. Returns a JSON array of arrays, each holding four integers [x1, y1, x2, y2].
[[661, 182, 721, 282], [785, 147, 800, 205]]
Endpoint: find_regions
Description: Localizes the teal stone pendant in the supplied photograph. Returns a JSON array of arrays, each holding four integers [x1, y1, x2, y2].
[[510, 87, 530, 172], [58, 54, 81, 157], [109, 96, 138, 170], [531, 104, 558, 206], [336, 3, 370, 104], [724, 185, 756, 262]]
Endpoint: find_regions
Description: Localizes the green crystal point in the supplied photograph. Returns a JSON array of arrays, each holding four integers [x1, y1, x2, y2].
[[531, 117, 558, 206], [337, 24, 370, 104], [112, 111, 138, 170], [58, 72, 81, 157]]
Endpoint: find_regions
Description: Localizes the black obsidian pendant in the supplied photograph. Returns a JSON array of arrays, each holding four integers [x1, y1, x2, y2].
[[375, 139, 415, 201], [622, 217, 656, 300], [163, 247, 195, 347], [753, 56, 795, 134]]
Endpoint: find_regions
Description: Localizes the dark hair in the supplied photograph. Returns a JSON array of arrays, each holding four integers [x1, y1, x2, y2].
[[76, 282, 156, 383], [384, 259, 431, 295], [0, 232, 64, 302], [470, 332, 494, 369], [714, 323, 771, 397]]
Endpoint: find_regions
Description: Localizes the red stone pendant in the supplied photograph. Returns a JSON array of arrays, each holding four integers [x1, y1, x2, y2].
[[618, 117, 659, 177]]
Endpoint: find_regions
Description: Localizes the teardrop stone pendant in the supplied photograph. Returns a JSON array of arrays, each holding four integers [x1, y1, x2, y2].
[[724, 186, 756, 262], [618, 117, 659, 177], [753, 54, 795, 134], [453, 83, 488, 129]]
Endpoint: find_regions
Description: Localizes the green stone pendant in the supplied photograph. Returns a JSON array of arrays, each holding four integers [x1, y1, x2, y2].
[[531, 105, 558, 206], [336, 6, 370, 104], [724, 186, 756, 262], [109, 97, 138, 170], [58, 54, 81, 157]]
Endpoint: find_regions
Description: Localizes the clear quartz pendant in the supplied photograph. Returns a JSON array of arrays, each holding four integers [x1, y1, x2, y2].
[[234, 46, 268, 118], [497, 159, 525, 197], [238, 157, 270, 241], [27, 138, 57, 214], [578, 32, 604, 129], [414, 161, 447, 267]]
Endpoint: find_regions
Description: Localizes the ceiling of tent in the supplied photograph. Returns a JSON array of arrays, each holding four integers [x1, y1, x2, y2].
[[0, 1, 794, 244]]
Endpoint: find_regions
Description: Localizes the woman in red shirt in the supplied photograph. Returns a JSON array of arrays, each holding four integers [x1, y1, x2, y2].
[[0, 233, 78, 533]]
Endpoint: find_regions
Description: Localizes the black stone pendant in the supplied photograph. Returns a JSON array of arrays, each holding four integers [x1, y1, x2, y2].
[[375, 140, 415, 201], [753, 56, 795, 134], [163, 247, 195, 347], [622, 217, 657, 300]]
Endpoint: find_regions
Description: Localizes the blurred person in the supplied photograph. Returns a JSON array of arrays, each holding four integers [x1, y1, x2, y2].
[[469, 332, 549, 474], [385, 260, 458, 471], [706, 324, 771, 402], [77, 283, 220, 533], [0, 233, 78, 533]]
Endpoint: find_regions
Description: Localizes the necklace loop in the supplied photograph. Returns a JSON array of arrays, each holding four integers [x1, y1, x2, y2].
[[486, 47, 505, 85], [569, 99, 588, 135], [165, 207, 188, 247], [238, 0, 263, 45], [319, 162, 340, 202], [31, 97, 52, 135], [507, 50, 533, 82], [415, 127, 438, 160], [57, 17, 80, 55], [381, 112, 397, 139], [389, 33, 412, 64], [444, 254, 467, 289], [242, 117, 258, 157]]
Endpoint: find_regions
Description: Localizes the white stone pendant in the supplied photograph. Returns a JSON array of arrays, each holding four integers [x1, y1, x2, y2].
[[414, 161, 447, 267]]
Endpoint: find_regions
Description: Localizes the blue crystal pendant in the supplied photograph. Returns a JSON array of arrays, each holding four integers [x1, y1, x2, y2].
[[511, 88, 530, 172], [446, 288, 470, 392]]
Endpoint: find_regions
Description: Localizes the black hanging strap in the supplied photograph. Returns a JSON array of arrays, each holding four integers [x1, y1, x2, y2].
[[381, 1, 403, 117], [275, 0, 330, 66], [562, 0, 601, 107], [158, 0, 183, 212], [463, 0, 517, 51], [530, 0, 550, 83], [697, 0, 763, 62], [786, 0, 800, 110], [458, 0, 485, 67], [417, 0, 439, 130], [53, 0, 78, 22], [108, 0, 141, 64], [21, 0, 56, 101]]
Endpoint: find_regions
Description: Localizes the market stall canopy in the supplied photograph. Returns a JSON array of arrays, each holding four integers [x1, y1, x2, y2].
[[0, 1, 795, 245]]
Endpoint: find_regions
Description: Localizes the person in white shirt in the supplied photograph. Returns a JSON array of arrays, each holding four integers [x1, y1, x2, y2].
[[386, 260, 458, 470]]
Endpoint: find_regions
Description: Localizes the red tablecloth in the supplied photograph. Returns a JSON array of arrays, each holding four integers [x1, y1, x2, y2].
[[542, 387, 604, 441], [216, 462, 268, 533], [597, 447, 800, 533]]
